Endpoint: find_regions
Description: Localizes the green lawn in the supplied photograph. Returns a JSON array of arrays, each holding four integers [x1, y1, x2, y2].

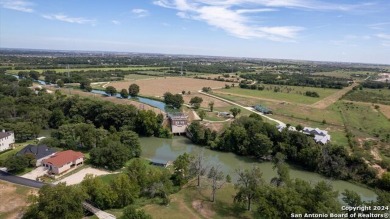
[[215, 86, 339, 104]]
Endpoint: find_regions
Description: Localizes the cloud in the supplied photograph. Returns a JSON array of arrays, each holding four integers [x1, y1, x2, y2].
[[153, 0, 304, 41], [377, 34, 390, 41], [131, 8, 150, 18], [0, 0, 34, 13], [368, 22, 390, 30], [42, 13, 95, 25], [112, 20, 121, 25]]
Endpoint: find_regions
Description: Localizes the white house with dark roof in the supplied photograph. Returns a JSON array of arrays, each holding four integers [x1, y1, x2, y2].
[[0, 130, 15, 152], [276, 125, 331, 144]]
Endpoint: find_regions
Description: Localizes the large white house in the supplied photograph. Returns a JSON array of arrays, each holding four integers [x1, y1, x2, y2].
[[276, 125, 331, 144], [0, 130, 15, 152]]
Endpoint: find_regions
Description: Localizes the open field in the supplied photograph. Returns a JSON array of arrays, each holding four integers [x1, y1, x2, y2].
[[183, 93, 231, 109], [214, 86, 339, 104], [0, 181, 37, 219], [142, 180, 251, 219], [311, 83, 358, 109], [311, 70, 377, 79], [6, 66, 169, 74], [109, 77, 233, 97], [48, 87, 164, 114], [342, 88, 390, 106]]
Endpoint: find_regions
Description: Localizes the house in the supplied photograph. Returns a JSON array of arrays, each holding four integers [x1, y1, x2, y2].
[[217, 112, 233, 118], [276, 124, 296, 132], [168, 113, 188, 134], [16, 144, 58, 166], [0, 130, 15, 152], [42, 150, 84, 175], [302, 127, 331, 144]]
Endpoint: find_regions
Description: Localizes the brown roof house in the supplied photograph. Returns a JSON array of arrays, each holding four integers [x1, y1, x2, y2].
[[42, 150, 84, 175]]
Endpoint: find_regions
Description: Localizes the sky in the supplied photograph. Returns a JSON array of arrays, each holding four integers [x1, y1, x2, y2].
[[0, 0, 390, 64]]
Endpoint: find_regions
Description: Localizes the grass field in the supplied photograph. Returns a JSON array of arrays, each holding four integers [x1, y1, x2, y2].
[[123, 74, 159, 80], [6, 66, 169, 74], [342, 88, 390, 105], [215, 86, 339, 104]]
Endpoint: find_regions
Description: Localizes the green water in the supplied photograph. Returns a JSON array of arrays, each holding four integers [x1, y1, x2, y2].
[[140, 136, 377, 202]]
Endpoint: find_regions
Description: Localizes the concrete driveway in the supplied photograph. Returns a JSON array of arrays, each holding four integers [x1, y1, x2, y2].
[[54, 167, 113, 185], [21, 166, 48, 180]]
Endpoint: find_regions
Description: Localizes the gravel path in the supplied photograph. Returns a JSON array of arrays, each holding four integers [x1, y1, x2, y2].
[[54, 167, 113, 185]]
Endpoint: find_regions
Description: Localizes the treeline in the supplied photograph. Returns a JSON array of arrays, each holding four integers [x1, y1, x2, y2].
[[361, 81, 390, 89], [188, 115, 378, 187], [241, 73, 351, 89]]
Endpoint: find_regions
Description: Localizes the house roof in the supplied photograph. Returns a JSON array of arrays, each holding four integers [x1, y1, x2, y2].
[[168, 113, 188, 119], [44, 150, 84, 167], [0, 131, 13, 139], [17, 144, 58, 160]]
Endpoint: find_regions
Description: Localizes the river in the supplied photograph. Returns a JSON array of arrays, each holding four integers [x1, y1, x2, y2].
[[140, 136, 377, 202]]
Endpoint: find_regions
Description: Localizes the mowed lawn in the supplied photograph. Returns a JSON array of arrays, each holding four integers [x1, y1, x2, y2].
[[214, 86, 339, 104]]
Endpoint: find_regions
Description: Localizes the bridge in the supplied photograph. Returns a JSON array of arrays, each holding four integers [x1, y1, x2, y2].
[[0, 170, 116, 219]]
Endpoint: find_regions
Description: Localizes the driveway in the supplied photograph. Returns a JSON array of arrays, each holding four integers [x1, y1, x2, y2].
[[21, 166, 48, 180], [0, 170, 45, 188], [54, 167, 113, 185]]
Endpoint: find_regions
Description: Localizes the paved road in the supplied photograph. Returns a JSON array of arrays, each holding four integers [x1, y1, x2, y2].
[[0, 170, 45, 188]]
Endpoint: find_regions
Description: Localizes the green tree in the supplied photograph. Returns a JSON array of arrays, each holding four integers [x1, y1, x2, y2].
[[18, 79, 33, 87], [250, 133, 273, 158], [120, 89, 129, 98], [90, 141, 131, 170], [296, 124, 304, 131], [198, 110, 206, 121], [23, 183, 87, 219], [48, 108, 65, 129], [190, 96, 203, 109], [120, 205, 152, 219], [208, 101, 214, 112], [105, 86, 117, 96], [230, 108, 241, 118], [342, 190, 362, 207], [111, 174, 140, 208], [128, 84, 140, 97], [208, 165, 225, 202], [4, 155, 29, 173], [234, 166, 264, 211], [81, 174, 117, 209], [119, 131, 141, 157], [163, 92, 184, 108], [80, 79, 91, 90], [135, 110, 159, 136], [380, 172, 390, 190], [56, 79, 64, 87], [172, 153, 191, 186]]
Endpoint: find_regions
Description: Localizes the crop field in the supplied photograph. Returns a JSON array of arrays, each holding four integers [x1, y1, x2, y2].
[[342, 88, 390, 105], [214, 86, 339, 104], [6, 66, 169, 74], [108, 77, 231, 97], [183, 93, 231, 108]]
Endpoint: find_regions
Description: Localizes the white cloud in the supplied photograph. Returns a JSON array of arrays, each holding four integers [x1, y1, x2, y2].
[[112, 20, 121, 25], [131, 8, 150, 18], [377, 34, 390, 41], [0, 0, 34, 13], [42, 14, 95, 25], [153, 0, 304, 41]]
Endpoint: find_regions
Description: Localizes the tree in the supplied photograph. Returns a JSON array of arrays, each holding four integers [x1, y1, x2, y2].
[[198, 110, 206, 121], [230, 108, 241, 118], [105, 86, 117, 96], [80, 79, 91, 90], [135, 110, 159, 136], [81, 174, 117, 209], [163, 92, 184, 109], [208, 101, 214, 112], [208, 165, 225, 202], [190, 96, 203, 109], [56, 79, 64, 87], [172, 153, 191, 186], [296, 124, 304, 131], [234, 166, 264, 211], [23, 183, 87, 219], [250, 133, 273, 158], [48, 108, 65, 129], [111, 174, 140, 208], [342, 190, 362, 208], [189, 150, 208, 187], [128, 84, 140, 97], [380, 172, 390, 190], [120, 89, 129, 98], [18, 79, 33, 87], [119, 131, 141, 157], [120, 205, 152, 219], [90, 141, 131, 170], [4, 155, 29, 173]]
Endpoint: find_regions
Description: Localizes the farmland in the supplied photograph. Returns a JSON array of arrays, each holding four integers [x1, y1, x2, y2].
[[108, 77, 233, 97], [6, 66, 169, 74], [214, 86, 339, 104], [342, 88, 390, 106]]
